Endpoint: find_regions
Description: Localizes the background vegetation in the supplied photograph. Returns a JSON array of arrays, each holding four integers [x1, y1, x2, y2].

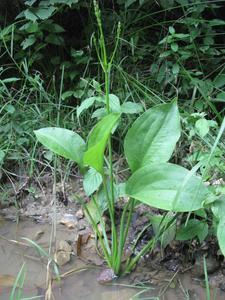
[[1, 0, 224, 173], [0, 0, 224, 258]]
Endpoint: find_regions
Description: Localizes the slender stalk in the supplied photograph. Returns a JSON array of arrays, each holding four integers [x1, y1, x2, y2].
[[203, 255, 211, 300], [124, 237, 157, 275], [124, 214, 177, 274], [78, 196, 112, 267], [92, 196, 111, 255], [104, 67, 118, 263], [115, 198, 135, 274], [93, 0, 127, 274]]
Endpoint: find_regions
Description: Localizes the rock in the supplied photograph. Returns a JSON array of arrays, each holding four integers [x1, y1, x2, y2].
[[164, 258, 180, 272], [75, 208, 84, 219], [60, 213, 77, 229], [55, 240, 72, 266], [97, 269, 117, 284]]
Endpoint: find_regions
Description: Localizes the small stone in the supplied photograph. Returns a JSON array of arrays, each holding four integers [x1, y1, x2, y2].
[[75, 208, 84, 219], [55, 240, 72, 266], [97, 269, 117, 284], [57, 240, 72, 252], [60, 213, 77, 229]]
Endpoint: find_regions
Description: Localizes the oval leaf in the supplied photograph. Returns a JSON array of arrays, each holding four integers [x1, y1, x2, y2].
[[195, 118, 209, 138], [121, 102, 143, 114], [96, 94, 121, 113], [125, 163, 208, 212], [83, 168, 102, 196], [217, 219, 225, 256], [83, 113, 120, 174], [77, 97, 95, 120], [176, 219, 208, 242], [34, 127, 86, 168], [124, 101, 181, 172]]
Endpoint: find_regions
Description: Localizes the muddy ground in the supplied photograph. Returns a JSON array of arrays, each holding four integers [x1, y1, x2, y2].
[[0, 172, 225, 299]]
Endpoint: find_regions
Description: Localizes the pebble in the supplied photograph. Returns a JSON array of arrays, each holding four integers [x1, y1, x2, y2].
[[75, 208, 84, 219], [55, 240, 72, 266], [97, 269, 117, 284]]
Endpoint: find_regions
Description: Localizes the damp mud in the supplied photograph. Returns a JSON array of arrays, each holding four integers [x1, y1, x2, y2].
[[0, 218, 225, 300], [0, 175, 225, 300]]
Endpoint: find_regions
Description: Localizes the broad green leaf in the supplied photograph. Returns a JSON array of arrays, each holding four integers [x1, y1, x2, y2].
[[84, 113, 120, 174], [49, 0, 79, 5], [125, 0, 138, 8], [4, 104, 15, 114], [24, 7, 56, 21], [19, 22, 39, 33], [117, 182, 126, 197], [209, 19, 225, 26], [108, 94, 120, 112], [169, 26, 175, 34], [195, 118, 209, 138], [211, 197, 225, 220], [217, 219, 225, 256], [49, 23, 65, 33], [172, 63, 180, 75], [91, 108, 106, 119], [61, 91, 74, 100], [21, 35, 36, 50], [71, 49, 84, 58], [216, 91, 225, 102], [85, 197, 102, 224], [34, 127, 86, 168], [34, 7, 56, 20], [45, 34, 64, 46], [83, 168, 102, 196], [96, 94, 120, 113], [125, 163, 207, 212], [171, 42, 178, 52], [124, 101, 180, 172], [77, 97, 95, 120], [73, 89, 84, 98], [92, 79, 101, 93], [85, 181, 118, 224], [121, 102, 143, 114], [25, 0, 38, 6], [198, 222, 209, 242], [213, 74, 225, 88], [176, 219, 208, 242], [23, 10, 38, 22], [150, 214, 176, 248]]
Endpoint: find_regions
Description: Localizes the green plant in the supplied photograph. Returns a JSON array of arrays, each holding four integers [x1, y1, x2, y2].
[[203, 255, 211, 300], [34, 1, 210, 277], [10, 263, 26, 300], [9, 262, 43, 300], [174, 116, 225, 254]]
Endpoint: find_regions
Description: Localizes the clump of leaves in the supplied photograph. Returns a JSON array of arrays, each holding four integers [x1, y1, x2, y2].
[[34, 1, 212, 276]]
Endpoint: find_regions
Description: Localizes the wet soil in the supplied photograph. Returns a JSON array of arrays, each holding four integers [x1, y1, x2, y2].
[[0, 175, 225, 299], [1, 218, 225, 300]]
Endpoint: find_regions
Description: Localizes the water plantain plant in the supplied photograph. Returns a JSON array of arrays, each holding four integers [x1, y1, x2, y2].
[[34, 1, 211, 277]]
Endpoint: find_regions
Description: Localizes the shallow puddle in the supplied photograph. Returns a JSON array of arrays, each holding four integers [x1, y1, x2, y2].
[[0, 218, 224, 300]]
